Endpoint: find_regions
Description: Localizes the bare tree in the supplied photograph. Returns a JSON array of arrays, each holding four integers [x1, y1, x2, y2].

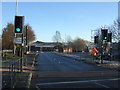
[[109, 19, 120, 42], [94, 28, 101, 36], [53, 31, 62, 43], [66, 35, 73, 48]]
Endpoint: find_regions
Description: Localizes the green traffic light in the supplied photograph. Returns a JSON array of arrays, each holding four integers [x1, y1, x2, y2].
[[16, 28, 21, 32], [104, 37, 107, 39]]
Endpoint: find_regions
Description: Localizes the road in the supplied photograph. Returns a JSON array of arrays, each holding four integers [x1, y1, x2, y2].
[[31, 52, 119, 89], [38, 52, 108, 72]]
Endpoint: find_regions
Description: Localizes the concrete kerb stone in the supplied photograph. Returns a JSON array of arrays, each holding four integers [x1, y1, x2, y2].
[[13, 54, 36, 88], [26, 53, 38, 88], [54, 52, 96, 64]]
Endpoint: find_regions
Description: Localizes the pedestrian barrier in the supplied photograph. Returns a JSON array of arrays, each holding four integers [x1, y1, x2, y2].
[[8, 55, 29, 88], [9, 58, 21, 88]]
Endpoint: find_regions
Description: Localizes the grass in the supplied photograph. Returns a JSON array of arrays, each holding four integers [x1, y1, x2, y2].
[[3, 53, 20, 59]]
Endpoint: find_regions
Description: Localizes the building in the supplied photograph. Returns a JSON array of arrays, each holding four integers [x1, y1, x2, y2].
[[63, 45, 72, 53], [29, 41, 63, 52]]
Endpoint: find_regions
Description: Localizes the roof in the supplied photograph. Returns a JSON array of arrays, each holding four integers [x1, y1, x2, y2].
[[31, 41, 57, 48]]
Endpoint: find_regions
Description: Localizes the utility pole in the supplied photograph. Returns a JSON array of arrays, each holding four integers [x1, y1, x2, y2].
[[100, 40, 103, 64], [26, 26, 28, 53], [20, 34, 24, 72], [16, 0, 18, 15], [13, 0, 18, 55]]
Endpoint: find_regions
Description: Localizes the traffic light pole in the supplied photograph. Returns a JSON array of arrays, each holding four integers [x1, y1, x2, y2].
[[101, 45, 103, 64], [20, 33, 24, 73], [93, 29, 112, 64], [108, 42, 112, 61], [99, 38, 103, 64], [16, 0, 18, 15], [13, 34, 16, 55], [100, 29, 108, 64], [14, 0, 24, 73], [26, 26, 28, 53], [24, 26, 28, 66]]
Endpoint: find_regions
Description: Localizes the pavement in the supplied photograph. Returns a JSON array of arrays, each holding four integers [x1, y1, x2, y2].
[[1, 54, 36, 89], [55, 52, 120, 71]]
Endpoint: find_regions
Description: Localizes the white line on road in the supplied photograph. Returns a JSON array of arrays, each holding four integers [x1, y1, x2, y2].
[[36, 78, 120, 86], [27, 57, 36, 88], [27, 72, 33, 88], [95, 82, 111, 88]]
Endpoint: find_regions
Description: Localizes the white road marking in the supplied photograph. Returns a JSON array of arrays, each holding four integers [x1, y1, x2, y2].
[[36, 78, 120, 86], [95, 82, 111, 88], [58, 61, 61, 64], [27, 57, 36, 88], [27, 72, 32, 88]]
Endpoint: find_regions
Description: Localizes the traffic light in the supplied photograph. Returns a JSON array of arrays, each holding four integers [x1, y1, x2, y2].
[[101, 29, 108, 40], [107, 33, 112, 42], [14, 16, 24, 33], [94, 36, 99, 44]]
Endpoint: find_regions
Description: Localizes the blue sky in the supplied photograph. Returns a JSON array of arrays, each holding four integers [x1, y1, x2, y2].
[[2, 2, 118, 42]]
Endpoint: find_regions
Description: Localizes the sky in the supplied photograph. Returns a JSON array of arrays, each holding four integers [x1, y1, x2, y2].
[[1, 2, 118, 42]]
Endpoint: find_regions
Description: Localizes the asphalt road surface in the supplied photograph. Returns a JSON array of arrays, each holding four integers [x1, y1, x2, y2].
[[37, 52, 110, 72], [31, 52, 119, 89]]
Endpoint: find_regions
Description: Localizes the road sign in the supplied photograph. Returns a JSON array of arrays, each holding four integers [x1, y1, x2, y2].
[[14, 37, 22, 44]]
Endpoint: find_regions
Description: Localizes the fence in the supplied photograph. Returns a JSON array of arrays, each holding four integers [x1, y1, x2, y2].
[[8, 55, 27, 88]]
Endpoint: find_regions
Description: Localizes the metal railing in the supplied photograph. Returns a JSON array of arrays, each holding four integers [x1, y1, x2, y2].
[[8, 55, 28, 88], [9, 58, 21, 88]]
